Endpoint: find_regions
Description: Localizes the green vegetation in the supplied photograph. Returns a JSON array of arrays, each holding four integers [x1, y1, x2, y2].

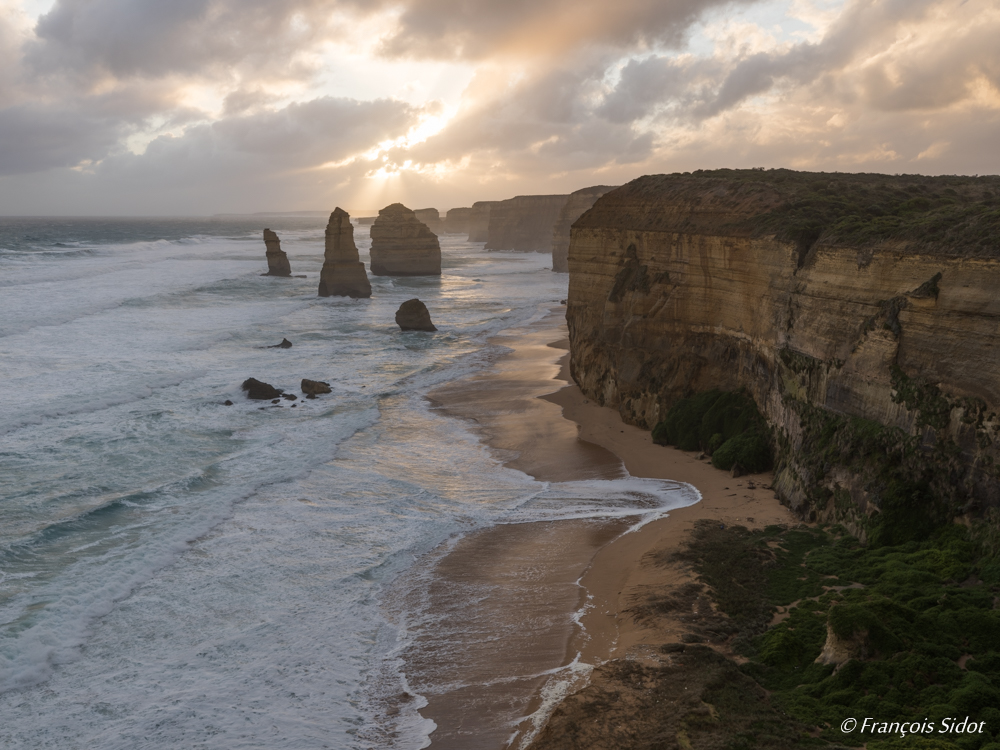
[[652, 390, 773, 473], [681, 521, 1000, 748], [678, 168, 1000, 256]]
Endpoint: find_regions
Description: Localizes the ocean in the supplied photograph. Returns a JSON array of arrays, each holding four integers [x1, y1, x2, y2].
[[0, 216, 697, 748]]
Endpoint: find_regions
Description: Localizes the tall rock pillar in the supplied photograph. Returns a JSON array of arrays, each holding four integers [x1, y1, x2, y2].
[[318, 208, 372, 298]]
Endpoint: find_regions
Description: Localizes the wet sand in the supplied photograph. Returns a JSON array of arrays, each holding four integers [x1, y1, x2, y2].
[[410, 309, 797, 748]]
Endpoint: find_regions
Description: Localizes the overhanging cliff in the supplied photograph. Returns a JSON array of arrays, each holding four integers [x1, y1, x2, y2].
[[567, 170, 1000, 537]]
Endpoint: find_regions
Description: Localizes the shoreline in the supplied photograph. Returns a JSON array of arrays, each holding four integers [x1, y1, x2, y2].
[[417, 307, 797, 748]]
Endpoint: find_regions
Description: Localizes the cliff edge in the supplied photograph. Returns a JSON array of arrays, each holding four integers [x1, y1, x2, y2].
[[567, 169, 1000, 538]]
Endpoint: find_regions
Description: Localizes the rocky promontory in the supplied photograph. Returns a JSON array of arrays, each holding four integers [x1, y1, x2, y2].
[[468, 201, 499, 242], [262, 229, 292, 276], [551, 185, 617, 272], [441, 207, 471, 234], [566, 169, 1000, 537], [369, 203, 442, 276], [318, 208, 372, 298], [485, 194, 569, 252]]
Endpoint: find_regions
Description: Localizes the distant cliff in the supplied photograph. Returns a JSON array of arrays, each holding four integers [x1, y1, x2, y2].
[[442, 207, 471, 235], [551, 186, 617, 272], [485, 194, 568, 252], [567, 170, 1000, 538], [468, 201, 499, 242]]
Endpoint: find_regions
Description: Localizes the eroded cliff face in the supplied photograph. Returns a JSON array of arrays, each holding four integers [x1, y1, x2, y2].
[[442, 207, 471, 234], [485, 194, 568, 252], [370, 203, 442, 276], [468, 201, 498, 242], [413, 208, 441, 234], [567, 172, 1000, 534], [551, 186, 617, 272]]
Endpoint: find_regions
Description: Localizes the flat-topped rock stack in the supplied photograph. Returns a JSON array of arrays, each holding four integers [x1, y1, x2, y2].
[[442, 207, 471, 235], [318, 208, 372, 298], [413, 208, 441, 235], [551, 185, 618, 272], [369, 203, 442, 276], [468, 201, 500, 242], [262, 229, 292, 276], [485, 194, 569, 252]]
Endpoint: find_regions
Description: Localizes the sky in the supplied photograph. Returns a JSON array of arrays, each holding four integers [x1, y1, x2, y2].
[[0, 0, 997, 215]]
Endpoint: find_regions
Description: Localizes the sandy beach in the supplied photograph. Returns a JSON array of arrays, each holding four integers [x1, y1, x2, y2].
[[413, 308, 798, 749]]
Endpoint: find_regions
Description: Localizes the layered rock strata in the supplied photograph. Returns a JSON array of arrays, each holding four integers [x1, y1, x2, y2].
[[318, 208, 372, 298], [442, 207, 471, 234], [551, 185, 617, 272], [395, 298, 437, 331], [567, 170, 1000, 535], [485, 194, 569, 252], [262, 229, 292, 276], [369, 203, 442, 276], [468, 201, 499, 242], [413, 208, 441, 234]]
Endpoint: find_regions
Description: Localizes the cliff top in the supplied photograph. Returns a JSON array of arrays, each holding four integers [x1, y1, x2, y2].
[[579, 169, 1000, 256]]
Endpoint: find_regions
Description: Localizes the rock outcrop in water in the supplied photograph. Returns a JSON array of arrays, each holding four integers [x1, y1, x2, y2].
[[468, 201, 499, 242], [262, 229, 292, 276], [442, 207, 471, 235], [318, 208, 372, 298], [301, 378, 331, 395], [395, 299, 437, 331], [551, 186, 617, 272], [414, 208, 441, 235], [566, 169, 1000, 537], [242, 377, 283, 400], [485, 194, 569, 252], [369, 203, 442, 276]]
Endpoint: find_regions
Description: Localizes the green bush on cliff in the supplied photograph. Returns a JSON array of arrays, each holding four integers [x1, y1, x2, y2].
[[681, 522, 1000, 747], [652, 390, 773, 473]]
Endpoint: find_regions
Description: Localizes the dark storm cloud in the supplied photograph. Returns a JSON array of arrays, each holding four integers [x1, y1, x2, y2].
[[376, 0, 761, 59]]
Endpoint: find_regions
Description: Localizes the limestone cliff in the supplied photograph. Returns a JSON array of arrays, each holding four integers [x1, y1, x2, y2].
[[567, 170, 1000, 536], [468, 201, 499, 242], [318, 208, 371, 298], [551, 186, 617, 272], [370, 203, 442, 276], [262, 229, 292, 276], [485, 194, 569, 252], [414, 208, 442, 235], [442, 207, 471, 235]]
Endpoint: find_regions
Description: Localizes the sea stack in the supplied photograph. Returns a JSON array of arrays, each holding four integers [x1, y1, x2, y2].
[[551, 185, 618, 272], [484, 195, 569, 252], [369, 203, 442, 276], [413, 208, 442, 235], [318, 208, 372, 298], [263, 229, 292, 276], [442, 207, 471, 234], [468, 201, 499, 242], [395, 299, 437, 331]]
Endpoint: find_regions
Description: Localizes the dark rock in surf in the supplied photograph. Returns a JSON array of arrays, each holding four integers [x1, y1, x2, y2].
[[395, 299, 437, 331], [242, 377, 283, 400], [223, 400, 234, 406], [301, 379, 332, 395], [268, 338, 293, 349]]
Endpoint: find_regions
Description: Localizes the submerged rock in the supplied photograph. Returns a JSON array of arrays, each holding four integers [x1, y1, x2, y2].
[[262, 229, 292, 276], [268, 338, 293, 349], [395, 299, 437, 331], [301, 378, 332, 395], [369, 203, 441, 276], [242, 378, 283, 400], [318, 208, 372, 298]]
